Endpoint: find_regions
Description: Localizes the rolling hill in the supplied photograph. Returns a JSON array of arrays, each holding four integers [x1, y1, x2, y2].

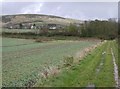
[[0, 14, 84, 28]]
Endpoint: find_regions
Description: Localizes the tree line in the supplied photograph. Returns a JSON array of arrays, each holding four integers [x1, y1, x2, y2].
[[65, 19, 118, 40]]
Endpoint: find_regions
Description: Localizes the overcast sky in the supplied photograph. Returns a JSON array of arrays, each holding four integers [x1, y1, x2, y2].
[[1, 2, 118, 20]]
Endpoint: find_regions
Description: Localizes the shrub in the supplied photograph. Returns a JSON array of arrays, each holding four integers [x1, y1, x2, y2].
[[63, 56, 74, 67]]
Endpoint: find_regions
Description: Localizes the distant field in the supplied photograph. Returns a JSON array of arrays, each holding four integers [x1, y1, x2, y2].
[[2, 29, 36, 33], [2, 37, 98, 87]]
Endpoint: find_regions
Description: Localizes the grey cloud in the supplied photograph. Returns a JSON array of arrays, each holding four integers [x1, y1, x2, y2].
[[1, 2, 118, 20]]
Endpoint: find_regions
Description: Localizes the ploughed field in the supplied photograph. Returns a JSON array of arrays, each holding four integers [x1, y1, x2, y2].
[[2, 37, 99, 87]]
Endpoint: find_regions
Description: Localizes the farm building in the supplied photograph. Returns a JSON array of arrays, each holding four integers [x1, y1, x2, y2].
[[47, 23, 65, 30], [47, 24, 57, 30]]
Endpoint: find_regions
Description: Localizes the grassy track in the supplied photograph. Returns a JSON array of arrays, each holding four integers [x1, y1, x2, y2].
[[2, 38, 98, 87], [111, 40, 119, 79], [111, 40, 118, 65], [92, 41, 115, 87], [35, 41, 116, 87]]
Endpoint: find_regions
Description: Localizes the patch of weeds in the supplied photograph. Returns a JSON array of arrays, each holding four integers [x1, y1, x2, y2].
[[35, 39, 43, 42], [63, 56, 74, 67]]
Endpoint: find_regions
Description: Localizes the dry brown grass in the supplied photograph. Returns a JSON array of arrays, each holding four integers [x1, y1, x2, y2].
[[40, 66, 60, 79]]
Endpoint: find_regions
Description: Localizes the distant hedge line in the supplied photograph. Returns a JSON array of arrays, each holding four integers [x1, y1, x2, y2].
[[2, 20, 118, 40]]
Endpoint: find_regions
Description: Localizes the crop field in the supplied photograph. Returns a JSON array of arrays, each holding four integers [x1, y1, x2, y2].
[[2, 37, 100, 87], [34, 40, 118, 87]]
